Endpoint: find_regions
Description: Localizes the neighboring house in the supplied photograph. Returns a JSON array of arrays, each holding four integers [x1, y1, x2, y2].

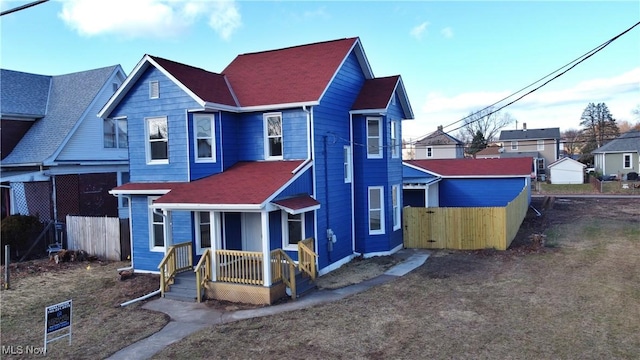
[[410, 125, 464, 159], [591, 129, 640, 178], [474, 145, 502, 159], [499, 124, 560, 180], [547, 157, 586, 184], [403, 158, 533, 207], [0, 66, 129, 222], [100, 37, 414, 304]]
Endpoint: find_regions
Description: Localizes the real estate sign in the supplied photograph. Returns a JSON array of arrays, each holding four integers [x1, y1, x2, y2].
[[44, 300, 72, 353]]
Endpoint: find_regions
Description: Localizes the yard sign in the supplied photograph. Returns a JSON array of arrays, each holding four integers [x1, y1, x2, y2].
[[44, 299, 72, 353]]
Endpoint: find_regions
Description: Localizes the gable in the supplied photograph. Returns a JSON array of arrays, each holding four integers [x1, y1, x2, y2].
[[351, 76, 414, 119]]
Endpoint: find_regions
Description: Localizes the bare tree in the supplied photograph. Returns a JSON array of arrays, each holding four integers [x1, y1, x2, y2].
[[459, 107, 515, 143], [562, 128, 582, 156], [617, 120, 640, 133]]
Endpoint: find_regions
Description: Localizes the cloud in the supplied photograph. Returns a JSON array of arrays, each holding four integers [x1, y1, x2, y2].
[[440, 27, 453, 39], [58, 0, 241, 40], [410, 22, 429, 40]]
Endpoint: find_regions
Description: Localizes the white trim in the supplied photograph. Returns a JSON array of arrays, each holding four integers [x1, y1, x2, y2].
[[391, 120, 399, 158], [264, 112, 283, 160], [343, 145, 352, 183], [366, 117, 383, 159], [151, 203, 262, 211], [349, 113, 356, 253], [510, 141, 518, 150], [145, 116, 169, 164], [318, 253, 358, 276], [149, 80, 159, 99], [368, 186, 385, 235], [193, 113, 216, 163], [392, 184, 401, 231], [623, 153, 633, 169], [281, 211, 306, 251], [537, 139, 544, 151], [362, 243, 403, 258], [148, 197, 164, 252], [426, 146, 433, 158], [109, 189, 172, 196], [194, 211, 212, 255], [272, 201, 320, 215]]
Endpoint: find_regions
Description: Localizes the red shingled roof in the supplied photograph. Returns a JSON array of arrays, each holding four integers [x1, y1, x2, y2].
[[406, 158, 533, 177], [149, 56, 237, 107], [154, 160, 305, 205], [351, 76, 399, 110], [222, 38, 359, 107], [272, 195, 320, 214]]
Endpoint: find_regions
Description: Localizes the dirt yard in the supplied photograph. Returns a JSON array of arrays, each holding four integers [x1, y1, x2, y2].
[[154, 197, 639, 360]]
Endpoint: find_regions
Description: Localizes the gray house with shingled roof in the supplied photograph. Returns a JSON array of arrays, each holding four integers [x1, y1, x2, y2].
[[591, 129, 640, 178], [411, 125, 464, 159], [499, 125, 560, 180], [0, 65, 128, 221]]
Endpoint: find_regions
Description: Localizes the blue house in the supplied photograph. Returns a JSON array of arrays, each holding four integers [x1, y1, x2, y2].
[[99, 38, 414, 304]]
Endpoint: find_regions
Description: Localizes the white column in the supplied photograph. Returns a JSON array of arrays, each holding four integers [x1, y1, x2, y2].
[[261, 211, 271, 287], [210, 211, 220, 280]]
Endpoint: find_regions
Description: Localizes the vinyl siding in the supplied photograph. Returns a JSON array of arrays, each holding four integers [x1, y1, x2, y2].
[[439, 178, 527, 207], [188, 112, 223, 180]]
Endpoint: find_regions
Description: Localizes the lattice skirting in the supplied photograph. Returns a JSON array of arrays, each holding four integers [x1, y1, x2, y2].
[[204, 281, 286, 305]]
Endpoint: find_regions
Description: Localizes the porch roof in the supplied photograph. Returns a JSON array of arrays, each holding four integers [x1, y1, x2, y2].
[[153, 160, 306, 208], [272, 195, 321, 214]]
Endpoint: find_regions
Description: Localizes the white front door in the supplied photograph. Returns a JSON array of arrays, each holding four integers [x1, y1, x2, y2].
[[241, 213, 262, 252]]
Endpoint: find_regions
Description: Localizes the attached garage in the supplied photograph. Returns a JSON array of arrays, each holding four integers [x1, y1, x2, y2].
[[548, 157, 585, 184]]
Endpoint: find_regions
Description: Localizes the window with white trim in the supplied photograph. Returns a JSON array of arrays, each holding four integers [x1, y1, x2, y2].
[[146, 116, 168, 164], [537, 158, 545, 171], [265, 113, 283, 159], [391, 120, 399, 158], [511, 141, 518, 150], [344, 145, 352, 183], [426, 147, 433, 158], [118, 172, 130, 210], [194, 114, 215, 162], [537, 140, 544, 150], [149, 197, 164, 251], [104, 118, 128, 148], [368, 186, 385, 234], [623, 153, 632, 169], [282, 212, 305, 250], [195, 211, 212, 253], [149, 80, 159, 99], [367, 117, 382, 158], [392, 184, 400, 231]]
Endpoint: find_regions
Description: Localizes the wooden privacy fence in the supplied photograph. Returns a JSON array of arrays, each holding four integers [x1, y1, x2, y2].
[[66, 215, 130, 261], [403, 187, 529, 250]]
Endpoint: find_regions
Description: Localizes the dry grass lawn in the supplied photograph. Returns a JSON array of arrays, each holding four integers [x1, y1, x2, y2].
[[154, 198, 640, 360], [0, 260, 167, 360]]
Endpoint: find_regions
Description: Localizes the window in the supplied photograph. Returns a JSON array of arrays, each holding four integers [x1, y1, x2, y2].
[[196, 212, 211, 252], [368, 186, 385, 234], [537, 140, 544, 151], [367, 117, 382, 158], [537, 158, 545, 170], [344, 145, 352, 183], [623, 153, 632, 169], [119, 172, 130, 209], [112, 82, 119, 93], [265, 113, 283, 159], [193, 114, 215, 162], [511, 141, 518, 150], [149, 197, 164, 250], [391, 121, 398, 158], [149, 80, 159, 99], [426, 147, 433, 158], [103, 118, 128, 148], [282, 212, 305, 249], [392, 184, 400, 231], [146, 116, 168, 163]]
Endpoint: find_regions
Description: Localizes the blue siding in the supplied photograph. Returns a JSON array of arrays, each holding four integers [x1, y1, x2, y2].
[[188, 112, 223, 180], [110, 67, 198, 182], [313, 51, 364, 269], [273, 168, 313, 199], [269, 211, 282, 251], [220, 112, 241, 170], [439, 178, 527, 207], [224, 212, 242, 250], [403, 165, 437, 179]]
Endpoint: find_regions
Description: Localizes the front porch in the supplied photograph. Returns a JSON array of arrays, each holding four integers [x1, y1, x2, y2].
[[159, 238, 317, 305]]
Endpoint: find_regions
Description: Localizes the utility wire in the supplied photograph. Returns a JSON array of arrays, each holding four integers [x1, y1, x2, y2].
[[0, 0, 49, 16], [410, 20, 640, 144]]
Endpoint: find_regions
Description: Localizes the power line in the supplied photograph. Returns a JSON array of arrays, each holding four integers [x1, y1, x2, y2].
[[0, 0, 49, 16], [410, 20, 640, 144]]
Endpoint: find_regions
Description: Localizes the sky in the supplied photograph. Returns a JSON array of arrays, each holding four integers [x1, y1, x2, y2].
[[1, 0, 639, 141]]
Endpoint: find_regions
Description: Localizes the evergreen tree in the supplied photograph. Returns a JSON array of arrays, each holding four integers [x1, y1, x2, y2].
[[468, 130, 487, 155], [579, 102, 619, 153]]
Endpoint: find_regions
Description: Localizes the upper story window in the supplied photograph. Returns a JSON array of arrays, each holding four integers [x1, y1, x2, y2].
[[149, 81, 159, 99], [104, 117, 128, 149], [391, 120, 399, 158], [344, 145, 352, 183], [264, 113, 283, 159], [193, 114, 215, 162], [537, 158, 545, 170], [392, 184, 400, 231], [537, 140, 544, 151], [368, 186, 385, 235], [511, 141, 518, 150], [426, 147, 433, 158], [623, 153, 632, 169], [146, 116, 168, 164], [367, 117, 382, 159]]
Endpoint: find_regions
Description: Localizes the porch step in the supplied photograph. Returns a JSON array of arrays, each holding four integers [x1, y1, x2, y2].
[[164, 271, 199, 302], [294, 271, 316, 298]]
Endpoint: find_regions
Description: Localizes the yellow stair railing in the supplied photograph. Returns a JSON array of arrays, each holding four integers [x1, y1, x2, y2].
[[298, 237, 317, 280], [158, 242, 192, 297], [194, 249, 211, 303], [271, 249, 297, 300]]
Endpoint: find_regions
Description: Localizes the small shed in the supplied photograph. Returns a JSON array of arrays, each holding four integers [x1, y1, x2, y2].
[[548, 157, 585, 184]]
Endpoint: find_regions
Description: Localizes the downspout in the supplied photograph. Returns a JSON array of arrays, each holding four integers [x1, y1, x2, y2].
[[51, 175, 58, 242], [323, 134, 331, 263], [306, 106, 320, 258], [349, 113, 357, 255]]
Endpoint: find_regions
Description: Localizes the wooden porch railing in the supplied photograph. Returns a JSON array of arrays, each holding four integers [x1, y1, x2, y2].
[[298, 237, 317, 280], [215, 250, 264, 285], [158, 242, 192, 297], [194, 249, 211, 303], [270, 249, 297, 300]]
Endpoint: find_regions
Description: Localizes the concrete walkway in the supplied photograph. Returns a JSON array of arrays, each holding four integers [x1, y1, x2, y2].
[[107, 249, 430, 360]]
